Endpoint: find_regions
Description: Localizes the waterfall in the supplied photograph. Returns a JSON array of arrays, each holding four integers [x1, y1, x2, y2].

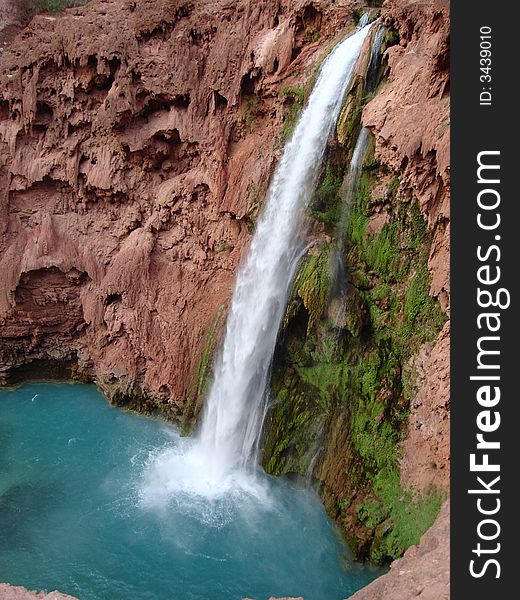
[[343, 127, 370, 212], [357, 12, 373, 29], [197, 22, 373, 480], [366, 24, 386, 93], [141, 22, 373, 503], [340, 26, 384, 216]]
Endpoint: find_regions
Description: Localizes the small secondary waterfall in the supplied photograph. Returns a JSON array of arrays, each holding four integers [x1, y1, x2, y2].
[[329, 126, 369, 301], [197, 22, 373, 482], [342, 127, 370, 213], [342, 23, 385, 216], [331, 24, 385, 318], [366, 24, 385, 91], [142, 22, 373, 502]]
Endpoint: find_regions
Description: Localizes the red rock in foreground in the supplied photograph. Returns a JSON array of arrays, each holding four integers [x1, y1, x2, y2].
[[0, 584, 78, 600], [348, 501, 450, 600]]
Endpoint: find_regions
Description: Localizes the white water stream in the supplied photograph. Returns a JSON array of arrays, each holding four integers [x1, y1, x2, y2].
[[142, 22, 373, 504]]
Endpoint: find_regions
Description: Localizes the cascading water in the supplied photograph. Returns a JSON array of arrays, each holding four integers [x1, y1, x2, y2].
[[330, 24, 385, 324], [342, 127, 370, 213], [341, 25, 384, 217], [357, 11, 373, 29], [142, 22, 373, 503], [199, 23, 373, 474], [366, 24, 385, 90]]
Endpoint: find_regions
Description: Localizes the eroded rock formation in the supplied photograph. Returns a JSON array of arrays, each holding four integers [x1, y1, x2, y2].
[[0, 1, 37, 51], [0, 0, 355, 414], [363, 0, 450, 495], [0, 584, 78, 600]]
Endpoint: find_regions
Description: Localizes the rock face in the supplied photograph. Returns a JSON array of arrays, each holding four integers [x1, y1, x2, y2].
[[0, 584, 78, 600], [363, 0, 450, 496], [355, 1, 450, 595], [348, 500, 450, 600], [0, 1, 37, 51], [364, 0, 450, 311], [0, 0, 355, 414]]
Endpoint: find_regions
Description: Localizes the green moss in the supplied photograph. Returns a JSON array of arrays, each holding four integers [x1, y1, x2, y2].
[[365, 222, 399, 277], [337, 101, 362, 149], [263, 369, 324, 475], [339, 336, 443, 563], [336, 67, 378, 150], [295, 362, 345, 414], [181, 305, 226, 434], [267, 282, 442, 564], [359, 469, 444, 561], [215, 240, 232, 253], [36, 0, 67, 11], [346, 167, 371, 242], [294, 247, 332, 333], [383, 28, 400, 52], [311, 165, 345, 227], [281, 87, 305, 140], [282, 104, 300, 139], [36, 0, 88, 12], [406, 201, 428, 249], [352, 9, 364, 25], [282, 86, 306, 104], [243, 96, 260, 134], [306, 30, 321, 43], [388, 175, 400, 198], [348, 211, 368, 247], [400, 265, 446, 344]]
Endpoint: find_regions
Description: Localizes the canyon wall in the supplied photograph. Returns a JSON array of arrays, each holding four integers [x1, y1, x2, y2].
[[363, 0, 450, 496], [0, 0, 355, 417]]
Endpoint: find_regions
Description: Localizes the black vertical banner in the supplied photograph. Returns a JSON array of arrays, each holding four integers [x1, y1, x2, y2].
[[452, 0, 517, 597]]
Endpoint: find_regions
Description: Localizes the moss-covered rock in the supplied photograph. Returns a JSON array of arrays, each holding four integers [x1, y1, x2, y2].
[[261, 133, 447, 564], [181, 304, 227, 434]]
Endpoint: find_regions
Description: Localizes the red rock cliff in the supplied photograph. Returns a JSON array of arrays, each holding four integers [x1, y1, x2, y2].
[[0, 0, 355, 413], [356, 1, 450, 596], [363, 0, 450, 495]]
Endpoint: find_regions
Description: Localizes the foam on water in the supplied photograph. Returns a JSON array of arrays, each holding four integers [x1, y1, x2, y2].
[[139, 437, 272, 524]]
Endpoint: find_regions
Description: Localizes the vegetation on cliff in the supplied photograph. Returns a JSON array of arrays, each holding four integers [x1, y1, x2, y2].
[[36, 0, 88, 13], [261, 24, 447, 564], [263, 138, 446, 563]]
